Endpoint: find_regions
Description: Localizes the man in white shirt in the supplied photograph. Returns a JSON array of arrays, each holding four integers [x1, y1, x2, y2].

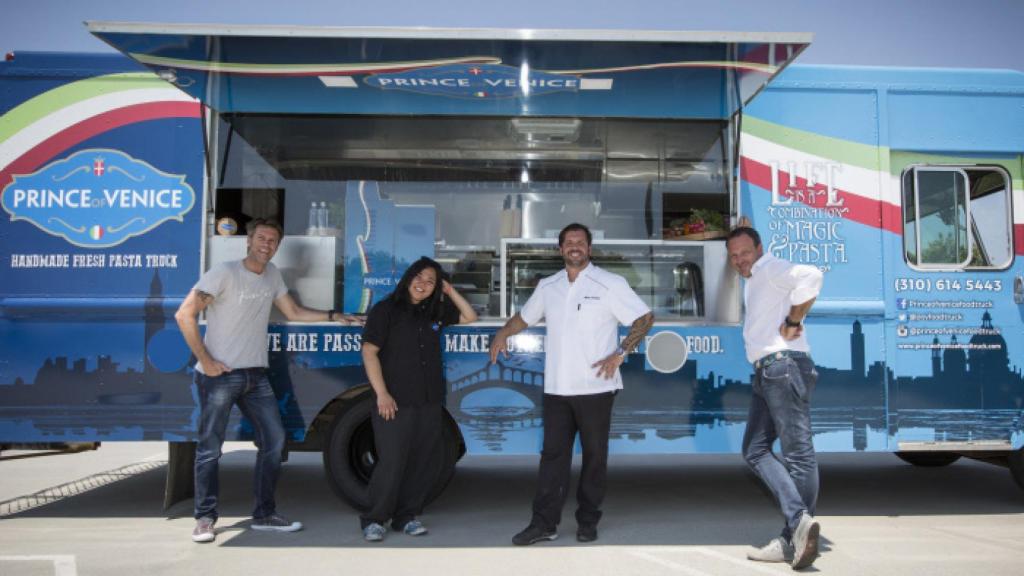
[[726, 226, 824, 570], [491, 223, 653, 545]]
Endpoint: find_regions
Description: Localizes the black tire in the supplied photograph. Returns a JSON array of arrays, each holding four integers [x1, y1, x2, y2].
[[895, 451, 961, 467], [321, 394, 464, 512], [1009, 448, 1024, 491]]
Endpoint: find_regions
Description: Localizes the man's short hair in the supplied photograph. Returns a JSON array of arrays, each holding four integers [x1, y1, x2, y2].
[[558, 223, 592, 246], [247, 218, 283, 239], [726, 226, 761, 247]]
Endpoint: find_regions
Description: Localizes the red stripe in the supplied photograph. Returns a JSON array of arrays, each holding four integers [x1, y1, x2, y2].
[[740, 43, 804, 66], [742, 156, 1024, 255], [0, 101, 201, 192], [206, 60, 771, 77], [740, 156, 902, 234]]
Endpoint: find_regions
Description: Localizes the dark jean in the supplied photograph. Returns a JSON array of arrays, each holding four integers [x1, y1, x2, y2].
[[193, 368, 285, 521], [531, 391, 616, 530], [742, 354, 819, 541]]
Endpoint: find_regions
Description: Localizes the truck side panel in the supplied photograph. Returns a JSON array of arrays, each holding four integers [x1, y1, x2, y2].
[[0, 56, 205, 441], [741, 79, 889, 452]]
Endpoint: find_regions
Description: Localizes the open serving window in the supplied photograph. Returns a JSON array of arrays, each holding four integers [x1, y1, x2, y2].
[[88, 23, 809, 321]]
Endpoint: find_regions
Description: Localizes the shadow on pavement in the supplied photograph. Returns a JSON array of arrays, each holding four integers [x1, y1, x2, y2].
[[5, 451, 1022, 548]]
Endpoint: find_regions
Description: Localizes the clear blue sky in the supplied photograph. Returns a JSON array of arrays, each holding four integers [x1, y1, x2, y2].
[[3, 0, 1022, 71]]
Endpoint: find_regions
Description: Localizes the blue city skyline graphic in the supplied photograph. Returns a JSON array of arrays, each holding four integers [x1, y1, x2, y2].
[[2, 284, 1022, 454]]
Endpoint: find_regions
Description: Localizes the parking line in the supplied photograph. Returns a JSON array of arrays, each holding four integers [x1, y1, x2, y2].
[[0, 555, 77, 576], [692, 547, 792, 574], [630, 549, 716, 576], [0, 460, 166, 517], [631, 547, 793, 575]]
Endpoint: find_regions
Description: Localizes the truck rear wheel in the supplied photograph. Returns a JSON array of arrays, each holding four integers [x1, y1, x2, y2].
[[1009, 448, 1024, 490], [322, 393, 464, 511], [895, 451, 961, 467]]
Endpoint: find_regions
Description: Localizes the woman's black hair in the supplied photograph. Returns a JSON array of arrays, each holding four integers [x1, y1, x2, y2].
[[390, 256, 450, 322]]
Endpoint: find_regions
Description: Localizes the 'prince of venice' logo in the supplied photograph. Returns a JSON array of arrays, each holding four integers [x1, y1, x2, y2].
[[2, 148, 195, 248]]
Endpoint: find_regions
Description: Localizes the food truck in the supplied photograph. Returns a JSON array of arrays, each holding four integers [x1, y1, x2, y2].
[[1, 24, 1022, 509]]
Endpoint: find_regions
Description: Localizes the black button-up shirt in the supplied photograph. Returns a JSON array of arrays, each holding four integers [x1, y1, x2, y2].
[[362, 297, 460, 406]]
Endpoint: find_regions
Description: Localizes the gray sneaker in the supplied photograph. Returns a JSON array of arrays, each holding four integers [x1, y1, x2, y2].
[[747, 537, 793, 563], [790, 513, 821, 570], [363, 522, 386, 542], [191, 517, 216, 543], [251, 513, 303, 532], [401, 519, 428, 536]]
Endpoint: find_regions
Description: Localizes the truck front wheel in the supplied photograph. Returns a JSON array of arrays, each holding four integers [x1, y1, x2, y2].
[[895, 451, 961, 467], [321, 394, 465, 511]]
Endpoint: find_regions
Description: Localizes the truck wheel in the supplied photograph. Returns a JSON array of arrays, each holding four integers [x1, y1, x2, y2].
[[895, 451, 961, 467], [1009, 448, 1024, 490], [322, 394, 464, 511]]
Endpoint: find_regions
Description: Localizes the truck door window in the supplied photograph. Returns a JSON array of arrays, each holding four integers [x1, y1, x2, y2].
[[901, 166, 1013, 270]]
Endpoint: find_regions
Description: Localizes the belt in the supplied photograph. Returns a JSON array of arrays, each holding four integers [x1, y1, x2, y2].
[[754, 350, 809, 371], [229, 367, 267, 378]]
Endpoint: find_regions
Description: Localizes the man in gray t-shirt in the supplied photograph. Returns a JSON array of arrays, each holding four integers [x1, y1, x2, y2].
[[192, 259, 287, 374], [175, 219, 359, 544]]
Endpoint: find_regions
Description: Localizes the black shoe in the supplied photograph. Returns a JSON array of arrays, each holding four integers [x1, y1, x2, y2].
[[512, 524, 558, 546], [576, 525, 598, 543]]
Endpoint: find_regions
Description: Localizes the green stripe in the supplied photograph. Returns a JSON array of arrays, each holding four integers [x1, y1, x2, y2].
[[742, 115, 882, 170], [132, 53, 436, 73], [744, 116, 1023, 184], [134, 53, 336, 72], [0, 72, 165, 146]]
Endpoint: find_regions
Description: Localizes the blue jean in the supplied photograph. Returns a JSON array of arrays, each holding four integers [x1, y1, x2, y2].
[[742, 354, 819, 541], [193, 368, 285, 521]]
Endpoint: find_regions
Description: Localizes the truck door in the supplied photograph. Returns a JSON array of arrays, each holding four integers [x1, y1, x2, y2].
[[889, 160, 1023, 451]]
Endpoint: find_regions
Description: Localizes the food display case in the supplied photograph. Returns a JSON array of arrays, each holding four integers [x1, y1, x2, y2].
[[500, 238, 739, 323]]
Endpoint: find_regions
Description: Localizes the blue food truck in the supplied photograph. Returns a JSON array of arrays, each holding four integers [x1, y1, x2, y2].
[[1, 23, 1022, 509]]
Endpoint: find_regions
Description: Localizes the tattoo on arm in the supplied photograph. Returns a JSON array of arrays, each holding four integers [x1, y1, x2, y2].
[[619, 312, 654, 353], [196, 290, 214, 306]]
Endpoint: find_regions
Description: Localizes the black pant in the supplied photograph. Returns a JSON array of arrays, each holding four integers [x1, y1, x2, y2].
[[360, 402, 443, 529], [531, 391, 616, 530]]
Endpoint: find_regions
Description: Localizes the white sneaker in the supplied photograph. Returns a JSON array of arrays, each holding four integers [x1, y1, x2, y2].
[[791, 513, 821, 570], [191, 517, 216, 543], [747, 537, 793, 563]]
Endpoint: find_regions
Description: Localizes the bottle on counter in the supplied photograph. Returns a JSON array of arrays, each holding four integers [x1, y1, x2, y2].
[[500, 194, 521, 238], [308, 201, 319, 235], [318, 201, 329, 234]]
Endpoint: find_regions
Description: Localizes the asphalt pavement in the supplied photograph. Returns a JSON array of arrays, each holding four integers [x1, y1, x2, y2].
[[1, 443, 1022, 575]]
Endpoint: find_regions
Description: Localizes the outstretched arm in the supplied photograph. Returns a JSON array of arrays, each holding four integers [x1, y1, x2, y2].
[[274, 292, 363, 325], [592, 312, 655, 379], [489, 314, 529, 364]]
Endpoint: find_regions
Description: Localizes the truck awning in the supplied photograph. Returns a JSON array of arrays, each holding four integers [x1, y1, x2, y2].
[[87, 23, 810, 120]]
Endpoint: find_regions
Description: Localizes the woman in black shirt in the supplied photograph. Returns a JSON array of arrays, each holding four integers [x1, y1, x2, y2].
[[359, 256, 478, 541]]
